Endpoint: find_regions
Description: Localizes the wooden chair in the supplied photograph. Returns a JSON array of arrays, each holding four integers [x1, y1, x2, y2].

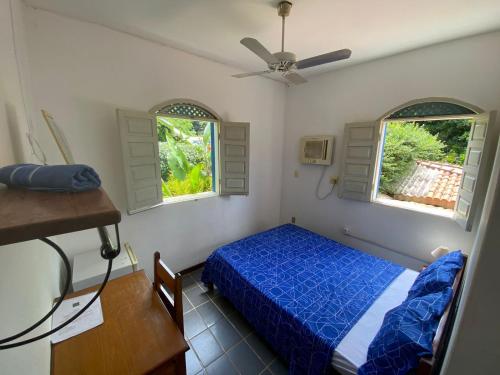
[[153, 251, 186, 375]]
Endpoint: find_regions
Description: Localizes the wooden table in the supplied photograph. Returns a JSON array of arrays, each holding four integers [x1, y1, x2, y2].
[[51, 270, 188, 375]]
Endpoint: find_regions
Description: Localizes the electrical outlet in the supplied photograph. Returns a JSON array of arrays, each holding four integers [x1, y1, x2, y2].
[[291, 216, 296, 224], [330, 176, 338, 185]]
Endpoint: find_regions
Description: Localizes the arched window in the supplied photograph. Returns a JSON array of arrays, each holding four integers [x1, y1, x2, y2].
[[338, 98, 494, 231], [155, 102, 218, 120], [117, 99, 250, 213], [386, 101, 477, 120]]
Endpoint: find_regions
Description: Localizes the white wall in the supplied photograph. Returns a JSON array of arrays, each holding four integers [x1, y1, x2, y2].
[[23, 8, 286, 276], [0, 0, 34, 163], [280, 31, 500, 268], [0, 241, 61, 375], [442, 136, 500, 375], [0, 1, 60, 374]]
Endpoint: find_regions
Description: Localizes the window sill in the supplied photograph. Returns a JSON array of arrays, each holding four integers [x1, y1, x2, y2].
[[162, 191, 218, 205], [127, 191, 218, 215], [373, 197, 455, 219]]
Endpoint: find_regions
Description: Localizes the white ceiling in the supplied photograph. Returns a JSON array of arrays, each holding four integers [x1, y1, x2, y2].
[[24, 0, 500, 78]]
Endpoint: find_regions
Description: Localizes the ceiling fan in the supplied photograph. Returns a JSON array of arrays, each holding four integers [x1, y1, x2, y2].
[[232, 1, 352, 85]]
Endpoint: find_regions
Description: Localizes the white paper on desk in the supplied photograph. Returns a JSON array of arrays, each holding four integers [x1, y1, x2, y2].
[[51, 292, 103, 344]]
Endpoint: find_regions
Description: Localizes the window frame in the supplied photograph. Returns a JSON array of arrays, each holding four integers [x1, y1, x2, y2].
[[338, 98, 497, 231], [371, 113, 477, 208], [150, 100, 221, 204], [369, 99, 484, 217]]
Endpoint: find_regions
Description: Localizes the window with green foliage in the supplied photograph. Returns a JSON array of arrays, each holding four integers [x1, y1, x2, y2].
[[377, 118, 472, 209], [339, 99, 490, 227], [157, 115, 217, 199]]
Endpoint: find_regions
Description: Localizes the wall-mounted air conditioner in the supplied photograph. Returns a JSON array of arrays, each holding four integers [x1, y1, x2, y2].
[[300, 136, 334, 165]]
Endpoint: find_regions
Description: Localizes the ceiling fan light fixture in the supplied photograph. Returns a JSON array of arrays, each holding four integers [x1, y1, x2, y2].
[[233, 0, 351, 85]]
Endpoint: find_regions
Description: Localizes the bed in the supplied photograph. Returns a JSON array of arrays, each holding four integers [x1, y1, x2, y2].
[[201, 224, 465, 375], [330, 268, 417, 374]]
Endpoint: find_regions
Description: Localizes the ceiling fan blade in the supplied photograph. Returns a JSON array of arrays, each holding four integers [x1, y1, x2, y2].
[[284, 71, 307, 85], [240, 38, 279, 65], [232, 70, 273, 78], [295, 49, 352, 70]]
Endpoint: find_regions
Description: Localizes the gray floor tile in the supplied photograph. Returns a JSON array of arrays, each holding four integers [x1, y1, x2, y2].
[[209, 286, 220, 298], [227, 311, 253, 337], [182, 275, 198, 290], [184, 309, 207, 339], [213, 295, 237, 317], [269, 358, 288, 375], [197, 300, 224, 327], [209, 317, 242, 350], [182, 269, 287, 375], [227, 341, 265, 375], [199, 283, 219, 299], [246, 333, 276, 365], [186, 346, 203, 375], [183, 294, 194, 313], [185, 285, 210, 307], [190, 329, 224, 367], [205, 354, 238, 375]]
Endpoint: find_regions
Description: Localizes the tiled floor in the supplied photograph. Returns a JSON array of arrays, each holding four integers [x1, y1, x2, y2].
[[182, 267, 289, 375]]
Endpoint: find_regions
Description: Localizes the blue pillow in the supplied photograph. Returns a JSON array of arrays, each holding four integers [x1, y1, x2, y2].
[[407, 250, 464, 299], [358, 288, 453, 375]]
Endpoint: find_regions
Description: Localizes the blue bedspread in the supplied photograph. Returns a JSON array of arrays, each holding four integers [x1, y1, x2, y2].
[[202, 224, 405, 375]]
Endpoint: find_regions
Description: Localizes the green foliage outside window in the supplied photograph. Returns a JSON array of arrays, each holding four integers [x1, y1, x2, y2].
[[157, 116, 213, 198], [380, 122, 445, 195], [417, 119, 472, 165], [159, 142, 206, 181], [379, 119, 471, 196]]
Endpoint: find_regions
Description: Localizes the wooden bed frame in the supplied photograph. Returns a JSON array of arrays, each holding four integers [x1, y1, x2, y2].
[[415, 256, 467, 375], [203, 257, 467, 375]]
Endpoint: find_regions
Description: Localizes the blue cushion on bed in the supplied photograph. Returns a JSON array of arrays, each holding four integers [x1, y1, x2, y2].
[[358, 287, 453, 375], [407, 250, 464, 299]]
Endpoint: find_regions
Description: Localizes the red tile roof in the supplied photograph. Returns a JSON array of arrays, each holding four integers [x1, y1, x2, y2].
[[394, 160, 462, 209]]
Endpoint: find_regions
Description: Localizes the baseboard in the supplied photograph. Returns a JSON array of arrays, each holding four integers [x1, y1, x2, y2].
[[179, 262, 205, 275]]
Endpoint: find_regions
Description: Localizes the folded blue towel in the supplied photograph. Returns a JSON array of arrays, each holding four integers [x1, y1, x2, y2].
[[0, 164, 101, 192]]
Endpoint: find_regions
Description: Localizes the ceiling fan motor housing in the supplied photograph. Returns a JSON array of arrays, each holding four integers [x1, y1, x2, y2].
[[271, 51, 296, 71]]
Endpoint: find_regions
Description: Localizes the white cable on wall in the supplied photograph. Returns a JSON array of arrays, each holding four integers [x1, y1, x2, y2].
[[315, 166, 335, 200]]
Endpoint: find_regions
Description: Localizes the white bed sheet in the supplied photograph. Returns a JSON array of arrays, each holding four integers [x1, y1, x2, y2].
[[331, 269, 419, 374]]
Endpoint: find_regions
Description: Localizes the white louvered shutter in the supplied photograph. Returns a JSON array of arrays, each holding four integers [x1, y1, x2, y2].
[[338, 121, 382, 201], [117, 109, 162, 213], [219, 122, 250, 195], [454, 111, 497, 231]]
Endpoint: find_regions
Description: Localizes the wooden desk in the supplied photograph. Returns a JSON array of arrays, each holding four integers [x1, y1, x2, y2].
[[51, 270, 188, 375]]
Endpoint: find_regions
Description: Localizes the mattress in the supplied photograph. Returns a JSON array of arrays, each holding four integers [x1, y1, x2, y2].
[[332, 269, 419, 374]]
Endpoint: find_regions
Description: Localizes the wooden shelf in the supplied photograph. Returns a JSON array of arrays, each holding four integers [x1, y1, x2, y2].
[[0, 188, 121, 246]]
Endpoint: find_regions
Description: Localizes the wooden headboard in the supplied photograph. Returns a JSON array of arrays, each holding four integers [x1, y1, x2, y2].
[[416, 255, 468, 375]]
